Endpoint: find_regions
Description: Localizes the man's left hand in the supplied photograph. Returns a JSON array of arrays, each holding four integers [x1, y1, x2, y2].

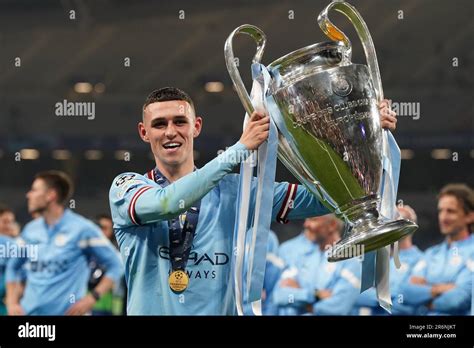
[[65, 294, 96, 316], [379, 99, 397, 131]]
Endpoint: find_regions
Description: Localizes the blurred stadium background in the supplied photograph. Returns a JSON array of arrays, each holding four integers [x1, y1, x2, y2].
[[0, 0, 472, 249]]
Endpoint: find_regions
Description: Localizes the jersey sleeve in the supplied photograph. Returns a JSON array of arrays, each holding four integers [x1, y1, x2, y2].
[[78, 223, 124, 285], [109, 141, 250, 228], [272, 182, 331, 224], [5, 234, 30, 283]]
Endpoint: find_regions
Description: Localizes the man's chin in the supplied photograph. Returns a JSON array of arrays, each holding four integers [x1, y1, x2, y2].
[[29, 207, 45, 215], [158, 157, 185, 167]]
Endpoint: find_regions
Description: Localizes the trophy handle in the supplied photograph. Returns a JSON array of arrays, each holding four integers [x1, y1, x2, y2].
[[318, 1, 384, 101], [224, 25, 267, 115]]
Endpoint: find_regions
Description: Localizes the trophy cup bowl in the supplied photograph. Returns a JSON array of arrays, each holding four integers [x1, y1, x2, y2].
[[224, 2, 418, 261]]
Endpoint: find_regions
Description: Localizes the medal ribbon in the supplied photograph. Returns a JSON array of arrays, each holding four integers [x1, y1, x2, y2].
[[151, 168, 201, 273]]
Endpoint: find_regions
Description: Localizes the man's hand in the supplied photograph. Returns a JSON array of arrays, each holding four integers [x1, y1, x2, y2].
[[7, 302, 25, 315], [431, 283, 456, 297], [315, 289, 332, 300], [239, 111, 270, 150], [65, 294, 96, 316], [279, 278, 301, 289], [379, 99, 397, 131], [410, 276, 427, 285]]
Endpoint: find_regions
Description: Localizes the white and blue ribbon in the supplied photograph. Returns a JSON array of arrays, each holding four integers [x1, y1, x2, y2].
[[361, 129, 402, 312], [232, 63, 278, 315]]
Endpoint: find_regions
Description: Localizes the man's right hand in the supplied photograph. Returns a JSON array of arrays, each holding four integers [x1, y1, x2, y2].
[[279, 278, 301, 289], [431, 283, 455, 297], [7, 302, 25, 315], [239, 111, 270, 150]]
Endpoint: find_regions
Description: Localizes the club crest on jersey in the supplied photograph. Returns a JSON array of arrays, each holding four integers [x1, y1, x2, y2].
[[325, 262, 336, 273], [54, 233, 68, 247], [449, 255, 462, 266]]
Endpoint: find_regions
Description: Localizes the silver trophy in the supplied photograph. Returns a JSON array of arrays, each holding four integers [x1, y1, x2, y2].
[[225, 1, 418, 261]]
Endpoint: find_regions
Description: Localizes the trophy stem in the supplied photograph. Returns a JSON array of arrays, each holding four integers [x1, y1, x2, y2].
[[340, 194, 380, 233], [328, 196, 418, 262]]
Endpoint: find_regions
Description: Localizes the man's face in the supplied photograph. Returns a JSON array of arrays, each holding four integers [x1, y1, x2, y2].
[[0, 211, 15, 236], [438, 195, 472, 236], [304, 216, 340, 245], [139, 100, 202, 168], [26, 179, 53, 214], [99, 217, 114, 240]]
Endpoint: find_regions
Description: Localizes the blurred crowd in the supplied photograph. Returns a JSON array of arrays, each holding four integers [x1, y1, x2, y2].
[[0, 171, 472, 316]]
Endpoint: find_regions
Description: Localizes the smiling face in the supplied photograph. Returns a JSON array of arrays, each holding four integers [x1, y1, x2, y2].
[[139, 100, 202, 170], [438, 195, 473, 236]]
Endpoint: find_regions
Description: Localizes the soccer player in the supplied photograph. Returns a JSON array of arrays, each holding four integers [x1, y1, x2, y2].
[[109, 87, 398, 315], [273, 215, 361, 315], [400, 184, 474, 315], [277, 217, 323, 270], [6, 171, 123, 315]]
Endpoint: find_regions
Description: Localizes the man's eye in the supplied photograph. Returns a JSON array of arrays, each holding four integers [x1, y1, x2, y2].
[[175, 120, 186, 125], [154, 123, 166, 128]]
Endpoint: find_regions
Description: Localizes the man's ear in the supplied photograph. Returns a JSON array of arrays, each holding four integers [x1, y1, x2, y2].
[[46, 189, 57, 205], [466, 211, 474, 226], [138, 122, 150, 143], [193, 116, 203, 138]]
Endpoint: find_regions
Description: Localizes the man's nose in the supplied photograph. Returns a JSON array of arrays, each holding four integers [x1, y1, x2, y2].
[[165, 122, 177, 138]]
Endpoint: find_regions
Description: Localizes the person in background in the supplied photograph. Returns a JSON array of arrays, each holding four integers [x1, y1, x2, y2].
[[352, 205, 423, 315], [400, 183, 473, 315], [273, 215, 361, 315], [0, 205, 18, 238], [90, 214, 125, 315], [6, 171, 123, 315], [277, 217, 322, 270], [97, 214, 118, 249], [0, 205, 15, 315]]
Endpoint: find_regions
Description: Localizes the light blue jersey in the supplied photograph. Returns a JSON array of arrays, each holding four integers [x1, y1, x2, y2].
[[400, 235, 474, 315], [0, 235, 13, 315], [109, 142, 330, 315], [6, 209, 123, 315], [352, 245, 423, 315], [278, 233, 319, 268], [273, 245, 361, 315], [262, 231, 284, 315]]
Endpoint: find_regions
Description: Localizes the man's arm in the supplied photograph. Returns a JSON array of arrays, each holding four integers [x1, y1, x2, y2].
[[312, 262, 361, 315], [272, 268, 314, 308], [5, 240, 28, 315], [66, 226, 124, 315], [5, 282, 25, 315], [271, 183, 331, 224], [430, 259, 473, 314], [399, 258, 434, 306]]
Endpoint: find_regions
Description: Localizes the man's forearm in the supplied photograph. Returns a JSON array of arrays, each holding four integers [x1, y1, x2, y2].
[[92, 276, 115, 298], [6, 282, 24, 306]]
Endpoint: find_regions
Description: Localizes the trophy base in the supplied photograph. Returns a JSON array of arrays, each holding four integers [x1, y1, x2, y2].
[[327, 219, 418, 262]]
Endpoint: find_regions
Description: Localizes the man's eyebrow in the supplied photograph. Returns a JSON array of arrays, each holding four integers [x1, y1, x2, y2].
[[150, 115, 188, 126]]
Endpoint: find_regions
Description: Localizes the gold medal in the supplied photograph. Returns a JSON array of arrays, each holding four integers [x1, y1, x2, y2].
[[168, 270, 189, 293]]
